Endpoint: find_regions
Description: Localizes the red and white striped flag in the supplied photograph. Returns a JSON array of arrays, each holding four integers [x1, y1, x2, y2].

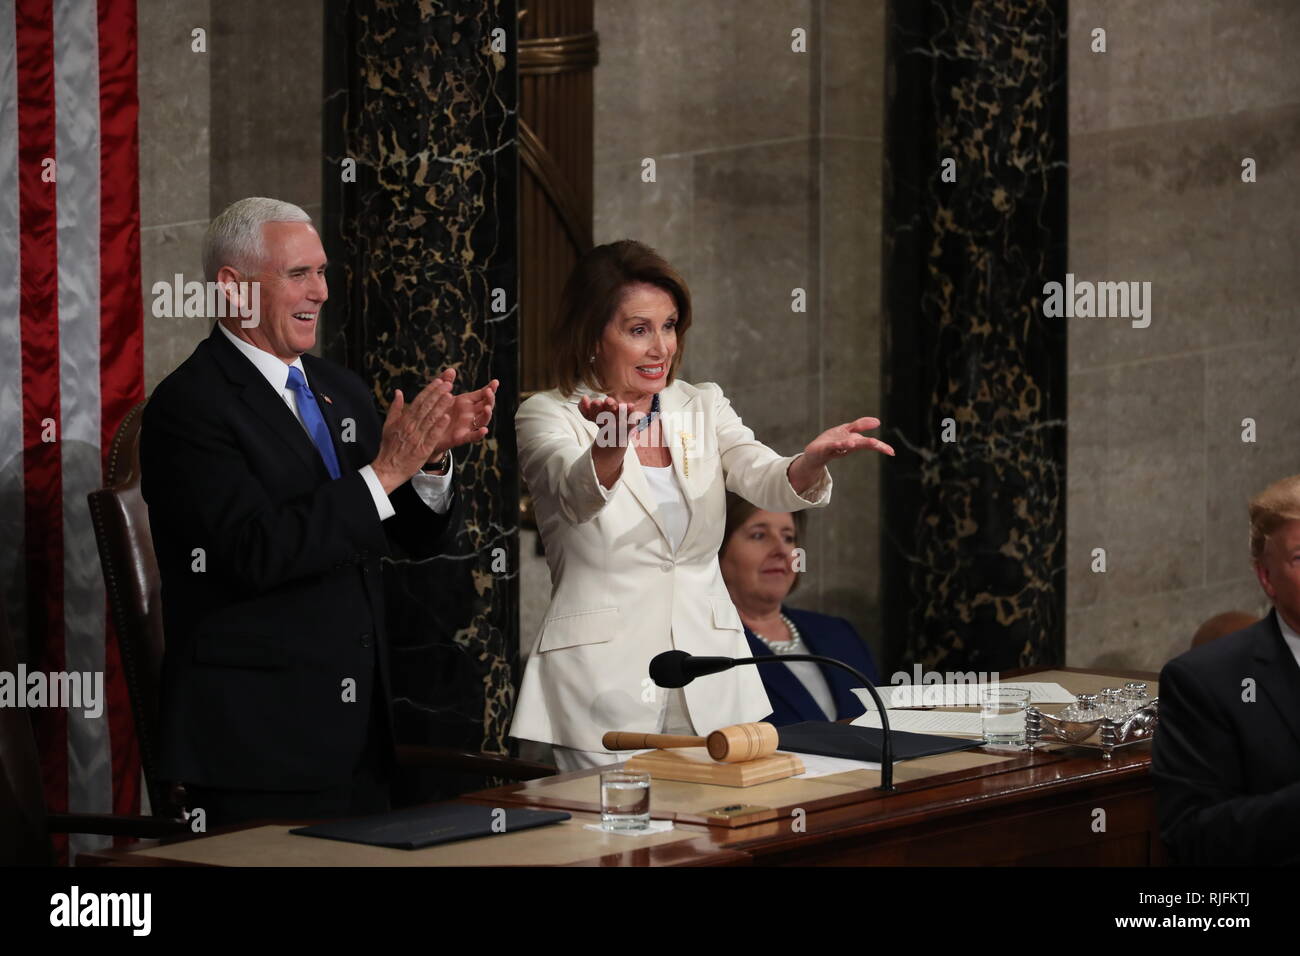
[[2, 0, 143, 863]]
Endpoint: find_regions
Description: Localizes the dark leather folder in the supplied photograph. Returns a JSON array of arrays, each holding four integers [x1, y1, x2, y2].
[[777, 720, 979, 762], [290, 803, 571, 850]]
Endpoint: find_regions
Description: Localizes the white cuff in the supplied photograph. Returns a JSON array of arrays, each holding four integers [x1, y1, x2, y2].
[[590, 447, 618, 500], [359, 464, 397, 521], [791, 456, 833, 504], [410, 452, 455, 514]]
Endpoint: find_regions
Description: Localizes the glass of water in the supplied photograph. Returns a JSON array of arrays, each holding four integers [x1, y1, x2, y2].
[[980, 687, 1030, 747], [599, 770, 651, 831]]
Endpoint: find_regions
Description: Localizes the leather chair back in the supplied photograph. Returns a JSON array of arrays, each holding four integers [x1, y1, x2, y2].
[[86, 400, 171, 814], [1191, 611, 1258, 649]]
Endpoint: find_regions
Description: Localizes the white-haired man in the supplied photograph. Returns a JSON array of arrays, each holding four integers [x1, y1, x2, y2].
[[1152, 474, 1300, 864], [140, 197, 498, 825]]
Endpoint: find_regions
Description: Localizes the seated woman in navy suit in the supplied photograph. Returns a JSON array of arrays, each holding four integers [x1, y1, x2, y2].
[[718, 493, 879, 725]]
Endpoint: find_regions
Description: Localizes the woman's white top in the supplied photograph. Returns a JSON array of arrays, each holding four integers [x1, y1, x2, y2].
[[640, 462, 689, 555], [642, 462, 694, 732]]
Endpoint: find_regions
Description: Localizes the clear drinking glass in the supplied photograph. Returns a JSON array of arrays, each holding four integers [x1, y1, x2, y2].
[[1121, 682, 1149, 715], [980, 687, 1030, 747], [600, 770, 651, 831], [1100, 687, 1124, 719]]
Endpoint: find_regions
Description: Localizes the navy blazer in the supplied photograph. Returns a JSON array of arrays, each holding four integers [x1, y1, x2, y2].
[[743, 606, 880, 726], [141, 325, 456, 791], [1151, 608, 1300, 865]]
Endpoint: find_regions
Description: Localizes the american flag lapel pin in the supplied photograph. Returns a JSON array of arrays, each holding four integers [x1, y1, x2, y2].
[[320, 393, 333, 405]]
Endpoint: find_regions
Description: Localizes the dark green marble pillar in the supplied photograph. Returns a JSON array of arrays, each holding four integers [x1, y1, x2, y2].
[[322, 0, 519, 795], [881, 0, 1068, 675]]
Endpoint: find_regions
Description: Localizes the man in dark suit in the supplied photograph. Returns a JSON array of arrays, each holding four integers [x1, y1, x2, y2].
[[1152, 474, 1300, 865], [140, 197, 498, 826]]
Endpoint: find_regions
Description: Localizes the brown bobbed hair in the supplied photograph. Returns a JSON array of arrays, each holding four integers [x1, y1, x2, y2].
[[720, 492, 807, 596], [550, 240, 692, 396]]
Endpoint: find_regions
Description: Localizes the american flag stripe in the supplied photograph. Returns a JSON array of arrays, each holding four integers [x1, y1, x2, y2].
[[54, 0, 109, 861], [95, 0, 144, 828], [0, 5, 24, 647], [4, 0, 143, 863], [15, 0, 69, 858]]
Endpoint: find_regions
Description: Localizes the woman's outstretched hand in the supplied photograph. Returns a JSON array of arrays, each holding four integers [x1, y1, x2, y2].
[[579, 395, 637, 447], [788, 416, 895, 494], [578, 395, 646, 488]]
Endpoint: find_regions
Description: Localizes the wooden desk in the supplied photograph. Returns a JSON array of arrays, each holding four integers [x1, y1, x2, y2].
[[79, 667, 1163, 867], [471, 667, 1165, 865]]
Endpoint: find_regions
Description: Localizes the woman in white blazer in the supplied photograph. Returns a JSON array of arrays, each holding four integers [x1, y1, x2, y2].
[[510, 241, 894, 769]]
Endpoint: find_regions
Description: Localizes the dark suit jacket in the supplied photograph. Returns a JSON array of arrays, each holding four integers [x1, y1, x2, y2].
[[140, 326, 455, 791], [744, 606, 880, 726], [1151, 608, 1300, 865]]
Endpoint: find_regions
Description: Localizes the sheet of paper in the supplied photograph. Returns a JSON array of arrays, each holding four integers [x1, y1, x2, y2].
[[851, 708, 984, 736], [791, 752, 882, 778], [854, 682, 1075, 709], [626, 748, 881, 779]]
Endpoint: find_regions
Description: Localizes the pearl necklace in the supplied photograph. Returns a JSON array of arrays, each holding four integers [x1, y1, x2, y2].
[[752, 613, 803, 655]]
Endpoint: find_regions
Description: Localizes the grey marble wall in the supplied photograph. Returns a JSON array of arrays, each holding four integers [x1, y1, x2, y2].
[[139, 0, 210, 391], [520, 0, 888, 663], [138, 0, 323, 391], [1066, 0, 1300, 670]]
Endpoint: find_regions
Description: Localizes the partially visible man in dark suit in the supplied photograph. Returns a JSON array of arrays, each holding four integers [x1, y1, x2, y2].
[[1152, 473, 1300, 865], [140, 197, 498, 826]]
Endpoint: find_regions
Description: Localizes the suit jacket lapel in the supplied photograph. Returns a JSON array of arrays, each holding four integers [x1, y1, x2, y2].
[[796, 617, 866, 719], [744, 627, 831, 722], [1255, 609, 1300, 748], [661, 383, 699, 547], [205, 326, 327, 479]]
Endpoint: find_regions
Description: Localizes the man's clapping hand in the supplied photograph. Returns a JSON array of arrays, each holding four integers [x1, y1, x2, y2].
[[370, 370, 499, 494], [371, 378, 453, 494], [437, 367, 500, 453]]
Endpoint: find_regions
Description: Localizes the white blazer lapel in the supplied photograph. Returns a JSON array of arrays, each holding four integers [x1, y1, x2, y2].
[[657, 382, 701, 544], [567, 395, 674, 549], [621, 448, 674, 548]]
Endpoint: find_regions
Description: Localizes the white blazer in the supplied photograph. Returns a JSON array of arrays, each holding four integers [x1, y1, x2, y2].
[[509, 379, 832, 753]]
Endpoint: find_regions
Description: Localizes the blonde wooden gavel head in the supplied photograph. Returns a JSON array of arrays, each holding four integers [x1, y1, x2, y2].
[[706, 722, 778, 763]]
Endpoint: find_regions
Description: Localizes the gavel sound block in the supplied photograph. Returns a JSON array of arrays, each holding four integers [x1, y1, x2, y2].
[[603, 723, 804, 787]]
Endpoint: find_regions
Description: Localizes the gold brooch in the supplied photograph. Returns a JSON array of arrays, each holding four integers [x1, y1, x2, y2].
[[680, 432, 693, 478]]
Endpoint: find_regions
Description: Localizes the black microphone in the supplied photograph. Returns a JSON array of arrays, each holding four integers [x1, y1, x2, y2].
[[648, 650, 736, 688], [648, 649, 894, 790]]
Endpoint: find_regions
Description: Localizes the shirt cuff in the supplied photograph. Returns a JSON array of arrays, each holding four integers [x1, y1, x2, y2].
[[411, 451, 454, 513], [790, 455, 832, 504], [589, 447, 617, 500], [359, 464, 397, 521]]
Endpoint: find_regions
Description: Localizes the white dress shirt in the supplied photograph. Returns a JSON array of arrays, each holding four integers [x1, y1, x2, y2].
[[217, 322, 452, 519]]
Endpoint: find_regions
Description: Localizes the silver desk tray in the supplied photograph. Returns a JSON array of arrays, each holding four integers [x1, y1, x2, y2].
[[1025, 700, 1159, 759]]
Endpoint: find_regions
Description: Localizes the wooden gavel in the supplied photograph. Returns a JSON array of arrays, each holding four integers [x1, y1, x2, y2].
[[602, 722, 778, 763]]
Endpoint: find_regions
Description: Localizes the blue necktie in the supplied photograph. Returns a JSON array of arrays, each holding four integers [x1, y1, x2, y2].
[[285, 366, 341, 479]]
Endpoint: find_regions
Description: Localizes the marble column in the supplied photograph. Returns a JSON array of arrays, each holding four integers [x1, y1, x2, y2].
[[881, 0, 1068, 675], [322, 0, 519, 796]]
